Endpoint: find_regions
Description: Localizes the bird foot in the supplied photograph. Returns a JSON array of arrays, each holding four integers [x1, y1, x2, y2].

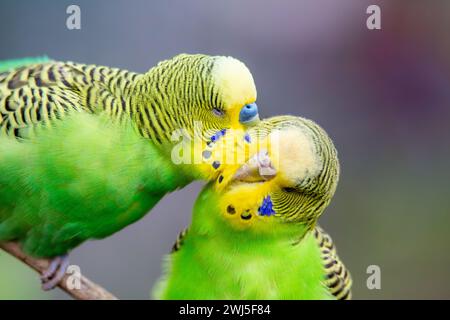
[[40, 254, 70, 291]]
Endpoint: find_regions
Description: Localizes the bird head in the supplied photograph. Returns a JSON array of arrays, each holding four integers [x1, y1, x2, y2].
[[208, 115, 340, 236], [135, 53, 259, 141], [134, 53, 259, 180]]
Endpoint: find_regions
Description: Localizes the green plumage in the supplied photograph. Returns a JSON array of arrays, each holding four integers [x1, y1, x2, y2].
[[154, 186, 333, 300], [0, 54, 257, 259], [0, 112, 187, 256], [154, 116, 352, 300], [154, 187, 353, 300]]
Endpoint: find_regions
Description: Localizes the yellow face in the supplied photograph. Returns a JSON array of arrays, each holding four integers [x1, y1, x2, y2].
[[211, 56, 259, 129], [209, 117, 339, 234]]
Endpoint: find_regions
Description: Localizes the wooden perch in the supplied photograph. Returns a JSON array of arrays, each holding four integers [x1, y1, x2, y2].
[[0, 242, 118, 300]]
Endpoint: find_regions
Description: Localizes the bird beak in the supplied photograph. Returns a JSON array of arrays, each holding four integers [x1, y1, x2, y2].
[[232, 149, 277, 182]]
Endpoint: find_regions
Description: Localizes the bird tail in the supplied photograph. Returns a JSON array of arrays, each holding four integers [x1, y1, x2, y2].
[[0, 56, 50, 72]]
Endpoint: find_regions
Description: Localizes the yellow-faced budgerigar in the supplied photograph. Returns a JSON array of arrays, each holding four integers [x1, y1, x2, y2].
[[0, 54, 260, 289], [154, 115, 352, 300]]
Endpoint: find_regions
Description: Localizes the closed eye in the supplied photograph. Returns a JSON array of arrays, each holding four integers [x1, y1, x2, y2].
[[212, 107, 225, 117], [282, 187, 297, 193]]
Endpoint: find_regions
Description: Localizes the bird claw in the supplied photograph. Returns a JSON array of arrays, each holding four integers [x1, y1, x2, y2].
[[40, 254, 70, 291]]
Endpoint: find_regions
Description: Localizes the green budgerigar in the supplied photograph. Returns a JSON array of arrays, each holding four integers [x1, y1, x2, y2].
[[154, 115, 352, 300], [0, 54, 259, 289]]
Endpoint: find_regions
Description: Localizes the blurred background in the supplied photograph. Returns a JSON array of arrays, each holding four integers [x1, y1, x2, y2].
[[0, 0, 449, 299]]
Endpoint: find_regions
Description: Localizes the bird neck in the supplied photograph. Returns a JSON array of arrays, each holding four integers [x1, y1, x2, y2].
[[127, 68, 195, 146], [190, 185, 311, 250], [78, 63, 189, 146]]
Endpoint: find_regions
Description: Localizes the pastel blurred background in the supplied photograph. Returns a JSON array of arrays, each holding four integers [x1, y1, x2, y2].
[[0, 0, 449, 299]]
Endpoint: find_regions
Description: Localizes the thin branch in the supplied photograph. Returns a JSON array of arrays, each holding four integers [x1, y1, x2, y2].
[[0, 242, 118, 300]]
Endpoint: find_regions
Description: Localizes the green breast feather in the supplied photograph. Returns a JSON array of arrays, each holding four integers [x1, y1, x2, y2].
[[0, 111, 188, 257], [154, 187, 339, 300]]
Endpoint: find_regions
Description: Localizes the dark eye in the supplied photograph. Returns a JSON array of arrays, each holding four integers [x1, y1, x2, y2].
[[212, 107, 224, 117], [283, 187, 297, 193]]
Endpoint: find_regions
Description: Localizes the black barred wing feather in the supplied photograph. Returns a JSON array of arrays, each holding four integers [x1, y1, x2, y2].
[[313, 226, 352, 300], [0, 61, 118, 138], [0, 62, 89, 139]]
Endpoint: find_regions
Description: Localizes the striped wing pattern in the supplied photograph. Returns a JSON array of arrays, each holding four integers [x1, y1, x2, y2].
[[313, 226, 352, 300], [0, 62, 87, 138], [0, 61, 138, 139]]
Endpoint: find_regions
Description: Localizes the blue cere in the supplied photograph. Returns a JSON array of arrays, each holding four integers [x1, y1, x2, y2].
[[239, 102, 259, 123], [258, 196, 276, 216]]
